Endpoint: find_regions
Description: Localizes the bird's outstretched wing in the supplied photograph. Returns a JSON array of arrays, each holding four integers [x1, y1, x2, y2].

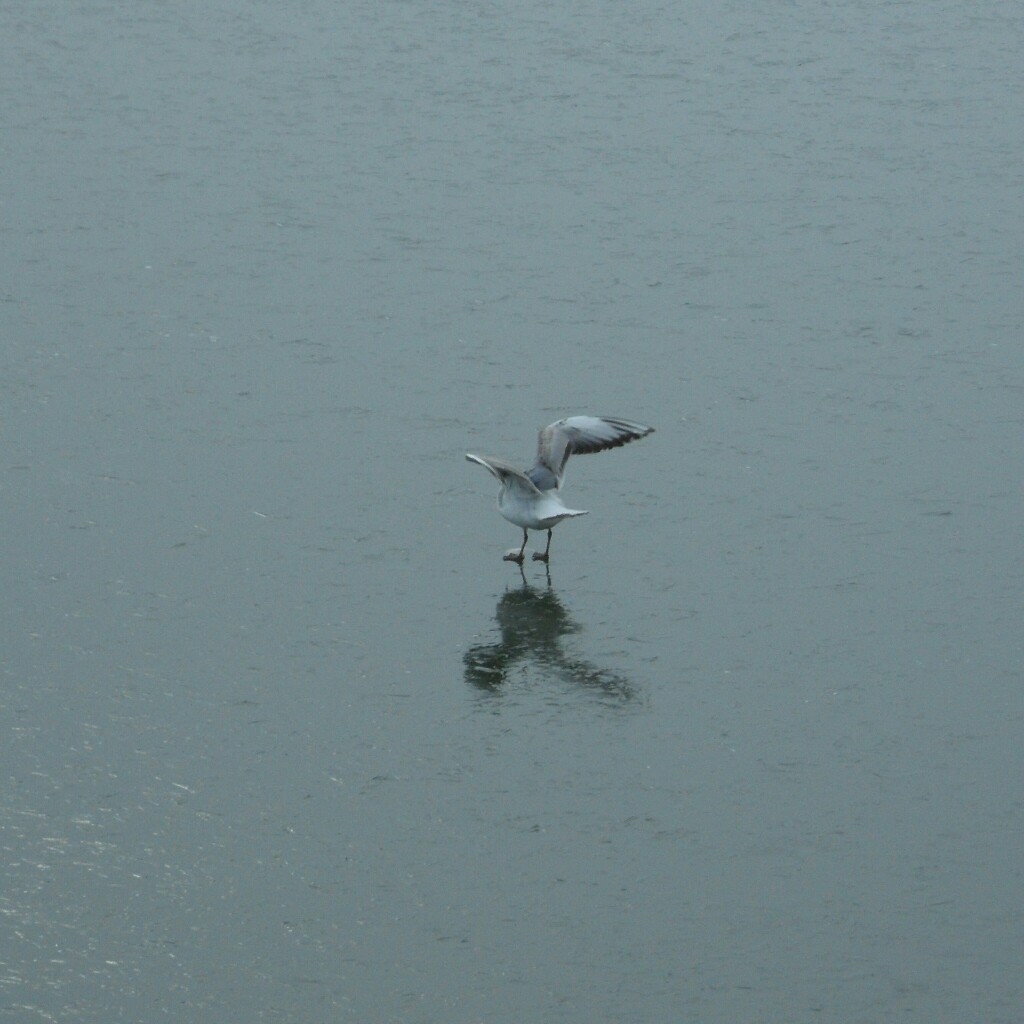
[[465, 453, 542, 496], [527, 416, 654, 490]]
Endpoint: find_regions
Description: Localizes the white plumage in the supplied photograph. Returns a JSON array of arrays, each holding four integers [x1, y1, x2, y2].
[[466, 416, 654, 564]]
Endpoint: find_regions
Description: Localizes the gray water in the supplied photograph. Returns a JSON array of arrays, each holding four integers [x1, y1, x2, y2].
[[2, 1, 1022, 1021]]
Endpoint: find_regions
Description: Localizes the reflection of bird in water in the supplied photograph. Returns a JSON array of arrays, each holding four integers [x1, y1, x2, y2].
[[464, 578, 636, 702]]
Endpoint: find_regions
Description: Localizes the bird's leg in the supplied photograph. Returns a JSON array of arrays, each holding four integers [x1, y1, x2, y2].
[[532, 529, 553, 563], [503, 530, 528, 565]]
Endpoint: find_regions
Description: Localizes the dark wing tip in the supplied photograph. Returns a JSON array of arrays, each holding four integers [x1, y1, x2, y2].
[[594, 418, 655, 450]]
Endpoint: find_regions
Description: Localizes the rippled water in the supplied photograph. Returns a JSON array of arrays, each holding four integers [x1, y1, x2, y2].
[[3, 1, 1022, 1021]]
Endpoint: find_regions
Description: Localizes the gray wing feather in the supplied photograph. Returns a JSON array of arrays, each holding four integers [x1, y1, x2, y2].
[[527, 416, 654, 490], [466, 453, 543, 495]]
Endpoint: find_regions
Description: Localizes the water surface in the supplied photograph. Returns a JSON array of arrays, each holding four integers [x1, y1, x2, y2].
[[2, 1, 1022, 1021]]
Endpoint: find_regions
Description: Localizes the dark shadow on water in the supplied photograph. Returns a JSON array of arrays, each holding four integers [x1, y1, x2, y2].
[[464, 573, 637, 704]]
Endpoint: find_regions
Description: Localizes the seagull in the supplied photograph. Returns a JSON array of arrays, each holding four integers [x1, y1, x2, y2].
[[466, 416, 654, 564]]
